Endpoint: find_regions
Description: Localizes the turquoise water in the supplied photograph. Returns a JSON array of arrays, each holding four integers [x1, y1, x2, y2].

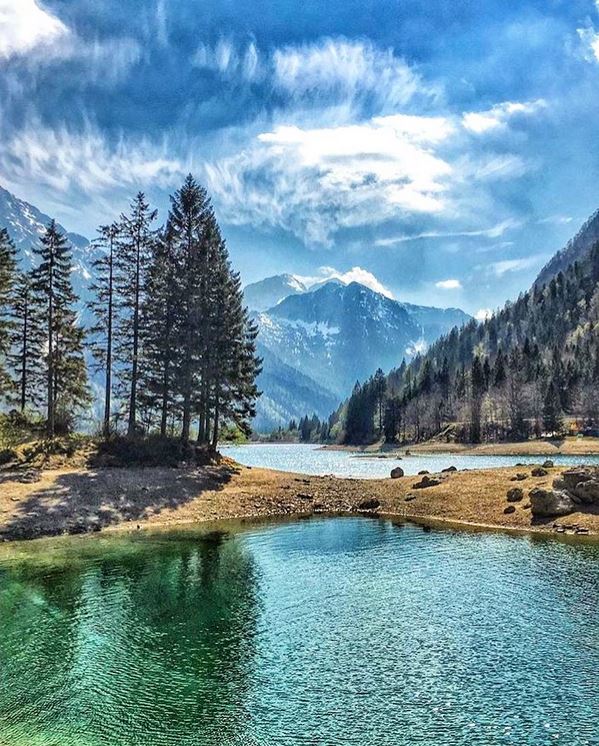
[[1, 517, 598, 745], [221, 442, 599, 478]]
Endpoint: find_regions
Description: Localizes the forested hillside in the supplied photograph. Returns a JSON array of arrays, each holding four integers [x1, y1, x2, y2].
[[339, 241, 599, 445]]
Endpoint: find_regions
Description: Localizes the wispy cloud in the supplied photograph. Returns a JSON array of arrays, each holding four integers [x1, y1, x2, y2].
[[435, 279, 462, 289], [0, 120, 189, 217], [375, 218, 522, 246], [490, 254, 545, 277]]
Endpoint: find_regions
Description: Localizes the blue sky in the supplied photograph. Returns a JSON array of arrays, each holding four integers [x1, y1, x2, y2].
[[2, 0, 599, 315]]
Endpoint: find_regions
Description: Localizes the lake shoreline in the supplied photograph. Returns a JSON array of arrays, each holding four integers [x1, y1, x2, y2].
[[1, 459, 598, 543], [321, 435, 599, 457]]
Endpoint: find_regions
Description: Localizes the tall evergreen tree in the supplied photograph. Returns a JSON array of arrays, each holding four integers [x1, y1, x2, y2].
[[32, 221, 89, 436], [114, 193, 157, 436], [140, 225, 180, 436], [0, 228, 17, 397], [89, 223, 119, 437], [9, 271, 43, 412]]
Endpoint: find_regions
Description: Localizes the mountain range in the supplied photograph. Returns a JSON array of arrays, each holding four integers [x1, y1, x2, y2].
[[247, 277, 471, 430]]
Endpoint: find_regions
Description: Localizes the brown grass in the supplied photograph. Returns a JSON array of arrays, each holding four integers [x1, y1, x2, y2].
[[0, 460, 597, 542]]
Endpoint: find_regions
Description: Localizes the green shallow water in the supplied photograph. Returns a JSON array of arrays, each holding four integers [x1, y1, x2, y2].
[[1, 518, 598, 745]]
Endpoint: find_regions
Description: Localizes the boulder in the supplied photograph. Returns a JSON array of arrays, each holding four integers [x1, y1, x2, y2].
[[358, 498, 380, 511], [418, 470, 429, 475], [560, 467, 595, 491], [413, 475, 441, 489], [542, 460, 554, 469], [390, 466, 404, 479], [529, 487, 575, 518], [503, 505, 516, 514], [571, 480, 599, 504], [441, 466, 457, 473], [557, 467, 599, 504], [531, 467, 548, 477], [506, 487, 524, 502], [510, 472, 528, 481]]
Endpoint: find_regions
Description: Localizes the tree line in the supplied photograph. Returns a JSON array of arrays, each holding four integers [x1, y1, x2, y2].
[[0, 175, 261, 447], [340, 243, 599, 445]]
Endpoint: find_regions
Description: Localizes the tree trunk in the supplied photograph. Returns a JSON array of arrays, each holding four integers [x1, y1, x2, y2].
[[47, 255, 54, 438], [103, 233, 114, 438], [127, 224, 142, 437], [211, 395, 219, 450], [20, 302, 28, 412]]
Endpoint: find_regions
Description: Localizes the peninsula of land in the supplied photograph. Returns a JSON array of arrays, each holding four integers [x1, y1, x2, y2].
[[1, 452, 598, 543]]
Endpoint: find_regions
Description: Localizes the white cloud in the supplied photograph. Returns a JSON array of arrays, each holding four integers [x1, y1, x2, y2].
[[0, 0, 68, 59], [578, 25, 599, 63], [272, 38, 436, 110], [0, 121, 188, 200], [435, 279, 462, 289], [462, 99, 547, 134], [205, 114, 453, 245], [475, 308, 493, 321], [295, 266, 394, 298], [375, 218, 522, 246], [490, 254, 545, 277]]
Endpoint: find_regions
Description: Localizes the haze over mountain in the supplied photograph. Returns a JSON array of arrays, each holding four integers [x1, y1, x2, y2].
[[252, 277, 470, 430]]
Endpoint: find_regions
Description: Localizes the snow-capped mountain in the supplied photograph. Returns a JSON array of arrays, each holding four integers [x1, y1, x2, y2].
[[253, 280, 470, 430], [244, 273, 307, 311], [0, 184, 95, 302]]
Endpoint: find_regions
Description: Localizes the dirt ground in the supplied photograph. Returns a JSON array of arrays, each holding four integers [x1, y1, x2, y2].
[[0, 459, 597, 542]]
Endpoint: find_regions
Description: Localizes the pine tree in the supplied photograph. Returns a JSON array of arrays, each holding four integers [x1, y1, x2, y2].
[[543, 377, 563, 435], [9, 271, 43, 412], [115, 193, 157, 436], [32, 221, 89, 436], [167, 175, 212, 443], [89, 223, 118, 437], [140, 225, 180, 436], [0, 228, 17, 397]]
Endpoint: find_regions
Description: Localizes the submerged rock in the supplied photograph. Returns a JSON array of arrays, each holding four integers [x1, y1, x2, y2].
[[529, 487, 575, 517], [542, 460, 554, 468], [441, 466, 457, 473]]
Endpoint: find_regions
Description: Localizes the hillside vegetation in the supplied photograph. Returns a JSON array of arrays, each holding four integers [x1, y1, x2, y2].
[[339, 242, 599, 445]]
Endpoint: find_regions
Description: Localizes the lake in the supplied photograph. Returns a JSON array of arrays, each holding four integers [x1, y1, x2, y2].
[[1, 517, 598, 745], [221, 442, 599, 478]]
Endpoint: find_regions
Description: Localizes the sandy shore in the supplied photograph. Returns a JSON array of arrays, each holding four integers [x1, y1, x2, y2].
[[0, 458, 598, 542], [323, 436, 599, 457]]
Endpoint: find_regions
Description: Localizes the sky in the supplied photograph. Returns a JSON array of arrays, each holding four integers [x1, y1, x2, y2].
[[2, 1, 599, 315]]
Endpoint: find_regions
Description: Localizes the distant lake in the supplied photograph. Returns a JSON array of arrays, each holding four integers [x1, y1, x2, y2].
[[1, 518, 598, 745], [221, 442, 599, 478]]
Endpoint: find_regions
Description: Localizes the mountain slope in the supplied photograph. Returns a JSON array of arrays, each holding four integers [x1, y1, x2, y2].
[[0, 184, 94, 301], [253, 280, 470, 430], [244, 273, 307, 311], [535, 209, 599, 286], [340, 211, 599, 444], [254, 343, 340, 431]]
